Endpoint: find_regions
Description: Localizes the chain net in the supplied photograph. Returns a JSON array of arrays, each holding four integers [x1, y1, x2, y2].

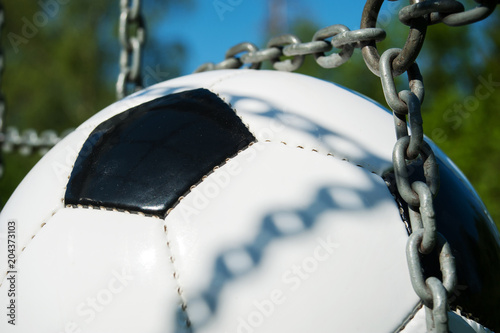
[[0, 1, 498, 332]]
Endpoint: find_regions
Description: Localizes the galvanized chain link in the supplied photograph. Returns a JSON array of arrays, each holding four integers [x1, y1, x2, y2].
[[195, 1, 498, 332], [116, 0, 146, 100], [399, 0, 498, 26]]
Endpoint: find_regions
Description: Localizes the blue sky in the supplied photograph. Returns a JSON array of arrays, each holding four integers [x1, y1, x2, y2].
[[159, 1, 371, 74]]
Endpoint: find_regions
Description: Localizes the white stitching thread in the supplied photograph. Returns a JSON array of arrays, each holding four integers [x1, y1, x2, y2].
[[0, 207, 59, 288], [163, 223, 191, 329], [259, 139, 380, 174]]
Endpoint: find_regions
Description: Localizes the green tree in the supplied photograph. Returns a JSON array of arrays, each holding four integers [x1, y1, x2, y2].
[[421, 12, 500, 230]]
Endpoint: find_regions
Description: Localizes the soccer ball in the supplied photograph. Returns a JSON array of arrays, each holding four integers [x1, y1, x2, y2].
[[0, 70, 498, 333]]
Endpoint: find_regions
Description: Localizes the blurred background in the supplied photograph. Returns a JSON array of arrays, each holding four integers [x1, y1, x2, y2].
[[1, 0, 499, 230]]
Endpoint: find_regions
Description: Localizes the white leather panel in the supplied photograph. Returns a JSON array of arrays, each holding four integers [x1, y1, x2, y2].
[[165, 142, 417, 333], [0, 129, 90, 280], [0, 208, 180, 333], [210, 70, 396, 175]]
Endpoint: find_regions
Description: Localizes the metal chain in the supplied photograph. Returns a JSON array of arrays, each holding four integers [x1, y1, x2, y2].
[[195, 27, 387, 73], [381, 47, 457, 333], [116, 0, 146, 100], [2, 127, 72, 156], [196, 0, 497, 77], [195, 1, 498, 332]]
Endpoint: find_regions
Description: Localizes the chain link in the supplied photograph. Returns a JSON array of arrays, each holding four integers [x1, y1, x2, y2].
[[425, 277, 453, 331], [380, 48, 425, 115], [227, 42, 261, 69], [312, 24, 354, 68], [399, 0, 466, 25], [267, 34, 305, 71], [116, 0, 146, 100], [399, 0, 498, 26]]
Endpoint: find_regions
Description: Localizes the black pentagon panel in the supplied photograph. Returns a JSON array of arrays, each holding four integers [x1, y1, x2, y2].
[[65, 88, 255, 217], [385, 154, 500, 332]]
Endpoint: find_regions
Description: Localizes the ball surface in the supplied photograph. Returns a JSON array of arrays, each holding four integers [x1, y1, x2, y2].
[[0, 70, 498, 333]]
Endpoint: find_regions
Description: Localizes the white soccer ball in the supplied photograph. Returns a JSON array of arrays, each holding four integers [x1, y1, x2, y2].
[[0, 70, 498, 333]]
